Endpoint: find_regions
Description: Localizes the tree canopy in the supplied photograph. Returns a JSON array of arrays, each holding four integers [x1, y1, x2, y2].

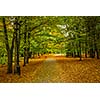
[[0, 16, 100, 74]]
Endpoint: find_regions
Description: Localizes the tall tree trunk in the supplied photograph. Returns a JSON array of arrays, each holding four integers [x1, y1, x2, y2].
[[76, 41, 80, 57], [79, 40, 82, 61], [89, 37, 95, 58], [14, 17, 20, 75], [7, 50, 12, 73], [94, 34, 99, 59], [23, 25, 27, 66], [95, 47, 99, 59], [2, 17, 14, 73], [26, 32, 31, 63], [89, 48, 95, 58], [85, 48, 87, 58], [85, 33, 88, 58], [72, 42, 76, 57]]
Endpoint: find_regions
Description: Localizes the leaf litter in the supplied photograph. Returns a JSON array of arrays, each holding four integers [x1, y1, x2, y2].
[[0, 55, 100, 83]]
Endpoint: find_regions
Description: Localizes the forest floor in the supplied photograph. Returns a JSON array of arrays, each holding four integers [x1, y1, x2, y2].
[[0, 54, 100, 83]]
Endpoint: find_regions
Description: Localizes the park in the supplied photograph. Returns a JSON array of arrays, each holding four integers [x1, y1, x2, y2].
[[0, 16, 100, 82]]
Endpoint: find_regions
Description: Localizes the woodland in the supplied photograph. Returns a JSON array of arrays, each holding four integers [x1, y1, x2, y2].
[[0, 16, 100, 82]]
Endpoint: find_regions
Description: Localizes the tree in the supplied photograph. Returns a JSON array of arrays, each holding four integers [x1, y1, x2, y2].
[[2, 17, 15, 73]]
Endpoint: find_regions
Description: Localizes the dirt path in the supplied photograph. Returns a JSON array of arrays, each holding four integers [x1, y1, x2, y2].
[[32, 56, 100, 83], [32, 57, 63, 82], [0, 55, 100, 83]]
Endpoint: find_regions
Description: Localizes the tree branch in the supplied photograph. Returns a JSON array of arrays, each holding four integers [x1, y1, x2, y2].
[[29, 21, 47, 32]]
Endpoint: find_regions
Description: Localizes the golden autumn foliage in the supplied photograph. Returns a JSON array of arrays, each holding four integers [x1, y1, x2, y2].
[[0, 55, 100, 83]]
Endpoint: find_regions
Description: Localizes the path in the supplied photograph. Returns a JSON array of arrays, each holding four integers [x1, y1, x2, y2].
[[32, 56, 100, 83], [0, 55, 100, 82], [32, 57, 63, 82]]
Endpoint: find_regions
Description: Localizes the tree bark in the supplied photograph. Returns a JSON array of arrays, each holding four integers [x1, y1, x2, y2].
[[79, 41, 82, 61], [2, 17, 14, 73], [26, 32, 31, 63], [85, 33, 88, 58], [23, 24, 27, 66], [14, 17, 20, 75]]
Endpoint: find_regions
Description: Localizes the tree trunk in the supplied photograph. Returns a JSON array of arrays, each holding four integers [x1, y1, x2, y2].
[[85, 34, 88, 58], [7, 50, 13, 73], [2, 17, 14, 73], [79, 41, 82, 61], [14, 17, 20, 75], [85, 48, 87, 58], [94, 32, 99, 59], [73, 51, 76, 57], [95, 48, 99, 59], [23, 24, 27, 66], [94, 40, 99, 59], [89, 37, 95, 58], [26, 32, 30, 63], [89, 48, 95, 58]]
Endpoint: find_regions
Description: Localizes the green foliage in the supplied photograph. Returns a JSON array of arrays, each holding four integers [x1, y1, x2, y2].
[[0, 45, 7, 64], [1, 16, 100, 67]]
